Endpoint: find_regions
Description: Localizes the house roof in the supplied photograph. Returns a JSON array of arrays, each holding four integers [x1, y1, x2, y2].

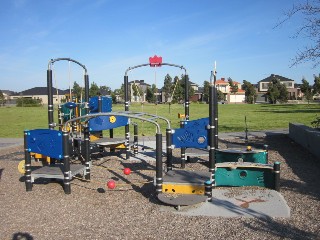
[[216, 79, 229, 85], [259, 74, 295, 83], [13, 87, 68, 96], [0, 90, 16, 95]]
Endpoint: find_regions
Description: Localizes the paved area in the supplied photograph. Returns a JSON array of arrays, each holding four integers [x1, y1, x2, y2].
[[161, 189, 290, 218]]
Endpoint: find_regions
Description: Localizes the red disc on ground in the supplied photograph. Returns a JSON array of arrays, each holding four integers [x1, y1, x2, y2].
[[107, 180, 116, 189], [123, 168, 131, 175]]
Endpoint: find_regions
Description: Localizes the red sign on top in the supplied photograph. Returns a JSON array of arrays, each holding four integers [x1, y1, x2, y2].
[[149, 55, 162, 67]]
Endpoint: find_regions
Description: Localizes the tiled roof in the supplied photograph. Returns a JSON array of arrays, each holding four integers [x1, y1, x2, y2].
[[13, 87, 68, 96], [259, 74, 294, 83]]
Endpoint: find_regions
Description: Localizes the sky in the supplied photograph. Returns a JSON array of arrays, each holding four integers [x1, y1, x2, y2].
[[0, 0, 317, 92]]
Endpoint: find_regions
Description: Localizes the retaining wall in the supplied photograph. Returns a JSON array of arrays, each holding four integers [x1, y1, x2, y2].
[[289, 123, 320, 160]]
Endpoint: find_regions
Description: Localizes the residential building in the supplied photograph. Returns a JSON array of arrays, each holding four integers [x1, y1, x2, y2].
[[11, 87, 67, 104]]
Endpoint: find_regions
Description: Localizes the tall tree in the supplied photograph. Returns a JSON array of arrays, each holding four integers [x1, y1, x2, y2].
[[300, 78, 313, 103], [172, 76, 183, 103], [242, 80, 257, 104], [132, 83, 144, 102], [203, 80, 210, 103], [313, 74, 320, 94], [276, 0, 320, 67], [89, 82, 100, 97], [180, 74, 194, 101], [72, 81, 83, 100], [0, 90, 5, 106], [163, 74, 173, 102], [267, 77, 289, 104], [100, 85, 111, 95], [228, 78, 239, 103]]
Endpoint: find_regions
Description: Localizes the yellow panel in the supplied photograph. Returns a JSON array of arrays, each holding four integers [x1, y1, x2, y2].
[[90, 134, 101, 141], [162, 183, 205, 195], [115, 144, 126, 149]]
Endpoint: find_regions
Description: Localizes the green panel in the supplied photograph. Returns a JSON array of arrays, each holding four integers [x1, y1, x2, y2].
[[215, 149, 267, 164], [215, 166, 274, 189]]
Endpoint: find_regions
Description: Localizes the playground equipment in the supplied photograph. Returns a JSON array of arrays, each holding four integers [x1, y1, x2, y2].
[[156, 62, 280, 208], [22, 56, 280, 211]]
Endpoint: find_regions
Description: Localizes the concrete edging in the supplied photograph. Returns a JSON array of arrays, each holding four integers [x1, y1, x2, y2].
[[289, 123, 320, 160]]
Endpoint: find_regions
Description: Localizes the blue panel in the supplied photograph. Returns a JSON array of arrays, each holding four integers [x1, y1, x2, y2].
[[89, 115, 129, 131], [181, 117, 209, 129], [172, 117, 209, 148], [172, 128, 208, 148], [89, 96, 112, 113], [26, 129, 63, 160]]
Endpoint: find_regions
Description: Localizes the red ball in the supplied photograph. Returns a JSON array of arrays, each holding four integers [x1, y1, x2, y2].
[[107, 180, 116, 189], [123, 168, 131, 175]]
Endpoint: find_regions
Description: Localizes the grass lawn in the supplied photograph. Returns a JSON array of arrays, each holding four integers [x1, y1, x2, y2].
[[0, 103, 319, 138]]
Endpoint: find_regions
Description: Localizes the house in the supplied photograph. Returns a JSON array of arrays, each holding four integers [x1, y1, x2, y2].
[[216, 78, 245, 103], [11, 87, 68, 104], [189, 81, 202, 102], [0, 90, 16, 104], [256, 74, 299, 102], [128, 80, 151, 102]]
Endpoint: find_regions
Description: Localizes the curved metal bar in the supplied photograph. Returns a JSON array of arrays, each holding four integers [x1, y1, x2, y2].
[[116, 111, 171, 129], [48, 58, 87, 73], [63, 112, 167, 133], [125, 62, 187, 76]]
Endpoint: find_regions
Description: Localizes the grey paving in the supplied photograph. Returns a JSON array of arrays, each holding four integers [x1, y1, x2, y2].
[[162, 189, 290, 218], [0, 138, 23, 150]]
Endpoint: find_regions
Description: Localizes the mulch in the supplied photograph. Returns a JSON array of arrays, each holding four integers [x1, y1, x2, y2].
[[0, 134, 319, 240]]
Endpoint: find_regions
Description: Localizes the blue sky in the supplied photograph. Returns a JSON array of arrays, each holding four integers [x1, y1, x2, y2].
[[0, 0, 317, 92]]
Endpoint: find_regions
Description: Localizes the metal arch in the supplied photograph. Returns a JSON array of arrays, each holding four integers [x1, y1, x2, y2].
[[63, 111, 171, 134], [125, 62, 187, 76], [48, 58, 87, 74]]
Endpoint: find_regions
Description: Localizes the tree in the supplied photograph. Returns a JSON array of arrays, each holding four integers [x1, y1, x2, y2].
[[300, 78, 314, 103], [242, 80, 257, 104], [172, 76, 183, 103], [146, 86, 155, 103], [313, 74, 320, 94], [89, 82, 100, 97], [276, 1, 320, 67], [217, 90, 225, 102], [228, 78, 239, 103], [72, 81, 83, 100], [203, 80, 210, 103], [267, 77, 289, 104], [100, 85, 111, 95], [163, 74, 173, 102], [0, 90, 5, 106], [180, 74, 194, 101], [132, 83, 144, 102]]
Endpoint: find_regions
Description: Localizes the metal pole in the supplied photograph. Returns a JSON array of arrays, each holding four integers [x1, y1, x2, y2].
[[63, 130, 71, 194], [209, 70, 216, 189], [47, 69, 54, 129], [124, 75, 130, 159], [24, 130, 32, 191], [84, 74, 90, 115], [155, 133, 163, 194], [274, 162, 280, 191], [84, 125, 91, 180], [166, 128, 173, 171], [133, 123, 138, 155]]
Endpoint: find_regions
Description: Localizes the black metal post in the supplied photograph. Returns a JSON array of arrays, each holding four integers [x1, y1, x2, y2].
[[204, 180, 212, 201], [264, 144, 269, 163], [47, 69, 54, 129], [133, 123, 138, 155], [155, 133, 163, 194], [63, 130, 71, 194], [180, 121, 186, 169], [84, 74, 90, 115], [209, 83, 216, 188], [124, 75, 130, 159], [274, 162, 280, 191], [84, 125, 91, 180], [58, 105, 62, 131], [214, 87, 218, 149], [166, 128, 173, 171], [24, 130, 32, 191]]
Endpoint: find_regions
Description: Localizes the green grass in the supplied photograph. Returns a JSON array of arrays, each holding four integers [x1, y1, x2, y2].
[[0, 103, 319, 138]]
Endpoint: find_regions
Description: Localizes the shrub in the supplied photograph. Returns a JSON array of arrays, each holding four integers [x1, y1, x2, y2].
[[16, 98, 42, 107], [311, 115, 320, 129]]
